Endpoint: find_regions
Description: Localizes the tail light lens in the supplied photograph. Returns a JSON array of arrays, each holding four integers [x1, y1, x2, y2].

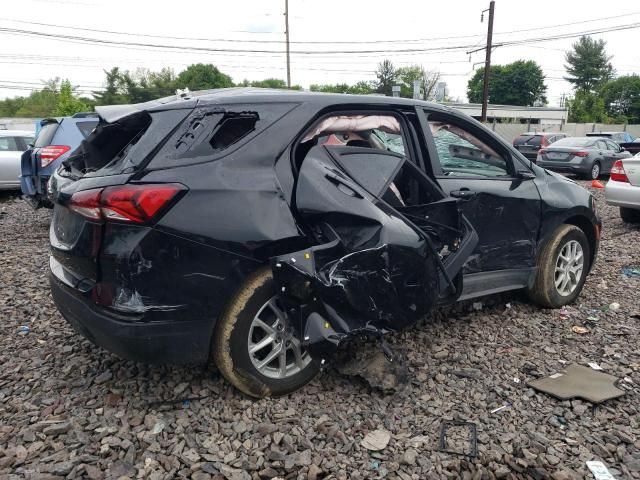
[[40, 145, 71, 167], [69, 184, 185, 224], [610, 160, 629, 182], [574, 151, 589, 157]]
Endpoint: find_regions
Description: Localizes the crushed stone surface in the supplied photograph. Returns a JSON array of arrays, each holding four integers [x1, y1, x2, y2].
[[1, 180, 639, 479]]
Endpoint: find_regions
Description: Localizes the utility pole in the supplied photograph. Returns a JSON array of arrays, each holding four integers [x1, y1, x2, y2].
[[284, 0, 291, 88], [480, 1, 495, 122]]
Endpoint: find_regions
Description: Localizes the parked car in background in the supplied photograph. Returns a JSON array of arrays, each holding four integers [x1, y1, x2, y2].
[[605, 154, 640, 223], [537, 136, 632, 179], [21, 113, 98, 207], [585, 131, 640, 156], [586, 131, 636, 144], [513, 132, 567, 162], [47, 89, 600, 397], [0, 130, 34, 190]]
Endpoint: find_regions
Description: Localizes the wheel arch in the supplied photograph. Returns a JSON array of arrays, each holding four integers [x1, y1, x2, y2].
[[563, 215, 597, 272]]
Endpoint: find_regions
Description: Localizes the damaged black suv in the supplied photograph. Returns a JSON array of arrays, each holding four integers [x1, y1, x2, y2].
[[48, 89, 601, 397]]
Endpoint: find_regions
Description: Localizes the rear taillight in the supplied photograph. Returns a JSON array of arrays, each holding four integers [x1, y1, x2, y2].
[[610, 160, 629, 182], [40, 145, 71, 168], [574, 151, 589, 157], [69, 184, 185, 224]]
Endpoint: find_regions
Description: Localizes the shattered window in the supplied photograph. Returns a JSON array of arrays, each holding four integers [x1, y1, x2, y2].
[[210, 113, 258, 151], [429, 120, 508, 178]]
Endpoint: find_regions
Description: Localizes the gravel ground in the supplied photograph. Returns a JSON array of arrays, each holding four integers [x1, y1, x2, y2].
[[1, 181, 639, 480]]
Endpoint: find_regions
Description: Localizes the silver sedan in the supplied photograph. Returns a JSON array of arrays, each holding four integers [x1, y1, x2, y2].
[[0, 130, 34, 190], [605, 153, 640, 223]]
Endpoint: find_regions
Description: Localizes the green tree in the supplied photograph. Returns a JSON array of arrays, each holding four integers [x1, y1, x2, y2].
[[54, 80, 90, 116], [249, 78, 287, 89], [564, 36, 613, 93], [3, 79, 61, 117], [467, 60, 547, 106], [567, 90, 608, 123], [309, 81, 375, 95], [175, 63, 233, 91], [92, 67, 131, 105], [375, 59, 396, 96], [601, 75, 640, 123], [395, 65, 440, 100]]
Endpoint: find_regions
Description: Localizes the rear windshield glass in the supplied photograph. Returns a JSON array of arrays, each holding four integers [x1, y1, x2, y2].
[[75, 121, 99, 138], [34, 122, 59, 147], [514, 135, 542, 146], [552, 138, 593, 147]]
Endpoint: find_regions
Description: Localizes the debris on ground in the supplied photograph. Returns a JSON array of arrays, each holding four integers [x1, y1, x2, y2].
[[438, 420, 477, 457], [586, 460, 616, 480], [528, 364, 626, 403], [572, 325, 590, 334], [622, 267, 640, 278], [490, 404, 510, 414], [361, 429, 391, 451], [336, 344, 408, 393]]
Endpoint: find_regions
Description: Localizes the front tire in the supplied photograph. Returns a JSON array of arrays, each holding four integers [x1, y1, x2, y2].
[[212, 268, 318, 398], [620, 207, 640, 224], [527, 225, 590, 308]]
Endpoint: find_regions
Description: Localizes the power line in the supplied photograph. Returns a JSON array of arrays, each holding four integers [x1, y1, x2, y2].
[[2, 21, 640, 56], [2, 11, 639, 45]]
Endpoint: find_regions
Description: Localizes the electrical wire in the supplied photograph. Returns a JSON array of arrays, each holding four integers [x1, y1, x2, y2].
[[2, 11, 639, 44]]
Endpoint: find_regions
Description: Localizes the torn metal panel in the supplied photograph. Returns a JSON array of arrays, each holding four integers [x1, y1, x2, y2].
[[270, 145, 473, 362]]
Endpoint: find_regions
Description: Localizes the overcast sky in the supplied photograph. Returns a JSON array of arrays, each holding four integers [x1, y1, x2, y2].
[[1, 0, 639, 106]]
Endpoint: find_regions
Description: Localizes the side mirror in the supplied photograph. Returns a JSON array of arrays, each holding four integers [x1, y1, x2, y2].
[[518, 171, 537, 180], [620, 147, 627, 153]]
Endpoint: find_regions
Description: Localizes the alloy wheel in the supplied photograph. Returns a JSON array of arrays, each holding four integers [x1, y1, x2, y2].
[[247, 296, 312, 379], [554, 240, 584, 296], [591, 163, 600, 179]]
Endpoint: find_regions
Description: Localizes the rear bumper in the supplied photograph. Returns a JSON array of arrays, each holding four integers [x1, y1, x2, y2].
[[537, 161, 590, 175], [605, 179, 640, 209], [50, 273, 213, 364]]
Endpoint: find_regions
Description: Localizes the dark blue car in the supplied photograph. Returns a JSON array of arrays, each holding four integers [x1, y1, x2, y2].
[[21, 113, 98, 207]]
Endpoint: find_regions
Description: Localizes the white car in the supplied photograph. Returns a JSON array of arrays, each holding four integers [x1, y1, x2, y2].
[[0, 130, 35, 190], [605, 153, 640, 223]]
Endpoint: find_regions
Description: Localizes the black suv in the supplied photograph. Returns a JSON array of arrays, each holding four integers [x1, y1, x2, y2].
[[49, 89, 601, 397]]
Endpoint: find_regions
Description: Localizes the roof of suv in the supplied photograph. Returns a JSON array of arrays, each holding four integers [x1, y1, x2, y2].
[[95, 87, 451, 123]]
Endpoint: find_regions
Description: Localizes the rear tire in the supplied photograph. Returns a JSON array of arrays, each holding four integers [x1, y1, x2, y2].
[[589, 161, 601, 180], [212, 268, 318, 398], [620, 207, 640, 223], [527, 225, 590, 308]]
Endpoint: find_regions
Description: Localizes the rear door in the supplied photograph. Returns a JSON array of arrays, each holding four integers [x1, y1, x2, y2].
[[274, 130, 477, 358]]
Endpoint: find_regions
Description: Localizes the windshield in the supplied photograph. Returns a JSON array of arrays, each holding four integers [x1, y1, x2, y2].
[[552, 138, 594, 148], [514, 135, 542, 146], [34, 122, 59, 148]]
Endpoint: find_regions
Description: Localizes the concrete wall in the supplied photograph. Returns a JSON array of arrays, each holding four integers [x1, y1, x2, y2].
[[487, 122, 640, 143], [0, 118, 37, 132]]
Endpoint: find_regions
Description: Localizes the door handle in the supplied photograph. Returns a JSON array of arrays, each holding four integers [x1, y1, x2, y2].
[[450, 189, 477, 200]]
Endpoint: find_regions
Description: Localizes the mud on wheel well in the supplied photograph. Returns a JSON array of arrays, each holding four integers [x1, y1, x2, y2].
[[564, 216, 597, 270]]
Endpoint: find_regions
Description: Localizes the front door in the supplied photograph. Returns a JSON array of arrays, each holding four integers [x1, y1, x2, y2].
[[419, 109, 542, 282]]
